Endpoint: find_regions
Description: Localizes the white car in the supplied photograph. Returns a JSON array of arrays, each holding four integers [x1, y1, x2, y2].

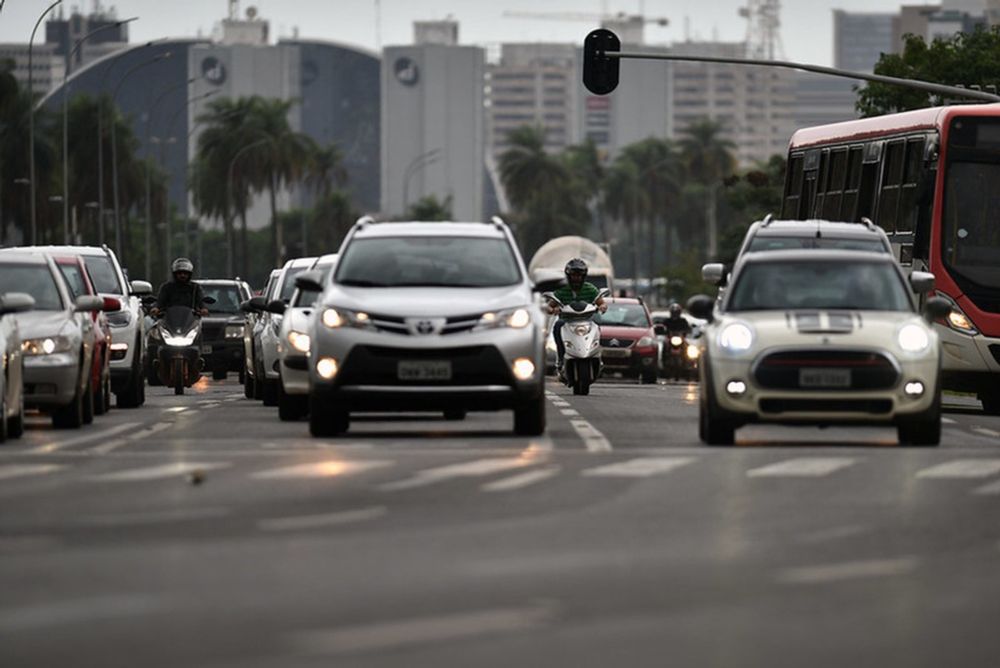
[[242, 269, 280, 400], [276, 254, 338, 421], [0, 292, 34, 442], [688, 250, 951, 446]]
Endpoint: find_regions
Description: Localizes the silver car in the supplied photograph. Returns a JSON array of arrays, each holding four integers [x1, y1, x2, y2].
[[0, 292, 34, 442], [306, 217, 546, 437], [242, 269, 280, 400], [0, 252, 106, 429]]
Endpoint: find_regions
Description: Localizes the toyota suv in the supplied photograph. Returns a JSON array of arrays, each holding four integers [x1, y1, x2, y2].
[[304, 217, 545, 437]]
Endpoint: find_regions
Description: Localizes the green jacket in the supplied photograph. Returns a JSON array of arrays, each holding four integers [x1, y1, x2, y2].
[[553, 282, 600, 306]]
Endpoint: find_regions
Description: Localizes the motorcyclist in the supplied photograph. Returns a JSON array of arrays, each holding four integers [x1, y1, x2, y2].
[[152, 258, 209, 317], [663, 302, 691, 336], [547, 258, 607, 372]]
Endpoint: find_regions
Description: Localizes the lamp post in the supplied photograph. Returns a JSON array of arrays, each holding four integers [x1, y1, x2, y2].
[[62, 17, 138, 243], [402, 148, 441, 215], [28, 0, 63, 245]]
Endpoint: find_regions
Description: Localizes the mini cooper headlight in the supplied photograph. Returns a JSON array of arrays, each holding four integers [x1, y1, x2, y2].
[[719, 323, 753, 352], [897, 323, 930, 353]]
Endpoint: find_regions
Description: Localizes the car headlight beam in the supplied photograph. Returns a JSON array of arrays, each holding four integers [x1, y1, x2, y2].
[[719, 323, 753, 352], [288, 330, 311, 353], [22, 335, 73, 356], [897, 323, 931, 353]]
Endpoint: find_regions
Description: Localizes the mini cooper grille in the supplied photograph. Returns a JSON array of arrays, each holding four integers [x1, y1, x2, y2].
[[759, 398, 893, 414], [754, 350, 899, 391]]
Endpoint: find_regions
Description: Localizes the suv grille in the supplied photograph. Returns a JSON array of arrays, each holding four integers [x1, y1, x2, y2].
[[368, 313, 483, 336], [338, 345, 510, 386], [754, 350, 898, 391]]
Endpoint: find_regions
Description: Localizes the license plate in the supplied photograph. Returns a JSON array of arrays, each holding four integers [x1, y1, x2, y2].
[[799, 368, 851, 388], [397, 360, 452, 381], [602, 349, 631, 358], [201, 344, 212, 354]]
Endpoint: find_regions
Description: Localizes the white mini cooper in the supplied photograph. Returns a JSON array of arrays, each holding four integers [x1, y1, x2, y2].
[[687, 250, 952, 446]]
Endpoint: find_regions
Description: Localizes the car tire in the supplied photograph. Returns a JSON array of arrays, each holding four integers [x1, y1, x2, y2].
[[82, 379, 95, 425], [238, 366, 246, 385], [641, 368, 657, 384], [514, 392, 546, 436], [253, 360, 265, 400], [979, 390, 1000, 416], [7, 392, 24, 439], [309, 394, 348, 437], [898, 384, 942, 447], [699, 360, 737, 446], [572, 360, 592, 396], [243, 368, 255, 399], [117, 339, 146, 408], [145, 353, 162, 386], [0, 395, 8, 444], [94, 366, 111, 415], [262, 379, 279, 407], [443, 409, 467, 421], [278, 385, 308, 421], [53, 387, 85, 429], [212, 369, 227, 381]]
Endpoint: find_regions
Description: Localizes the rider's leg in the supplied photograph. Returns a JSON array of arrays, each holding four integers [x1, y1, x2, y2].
[[553, 319, 566, 368]]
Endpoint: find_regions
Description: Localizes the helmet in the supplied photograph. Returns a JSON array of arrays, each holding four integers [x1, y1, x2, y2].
[[669, 302, 683, 318], [171, 257, 194, 274], [564, 258, 588, 279]]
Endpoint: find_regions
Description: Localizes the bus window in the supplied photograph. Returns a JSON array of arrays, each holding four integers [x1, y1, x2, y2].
[[782, 155, 804, 218], [896, 138, 926, 234], [814, 150, 830, 218], [823, 148, 848, 219], [842, 147, 863, 221], [877, 140, 905, 232]]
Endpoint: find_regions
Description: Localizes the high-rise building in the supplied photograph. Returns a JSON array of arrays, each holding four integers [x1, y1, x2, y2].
[[45, 4, 129, 75], [833, 10, 895, 73], [0, 43, 65, 93]]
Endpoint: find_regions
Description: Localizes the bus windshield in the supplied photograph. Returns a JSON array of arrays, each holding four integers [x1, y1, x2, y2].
[[943, 160, 1000, 290]]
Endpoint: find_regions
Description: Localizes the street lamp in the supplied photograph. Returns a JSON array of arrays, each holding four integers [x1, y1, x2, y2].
[[402, 148, 441, 214], [28, 0, 63, 246]]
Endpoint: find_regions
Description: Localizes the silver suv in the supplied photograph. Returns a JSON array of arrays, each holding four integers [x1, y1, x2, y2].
[[305, 218, 546, 437]]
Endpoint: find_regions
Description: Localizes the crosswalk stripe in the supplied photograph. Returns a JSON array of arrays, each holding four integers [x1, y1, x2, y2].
[[28, 422, 142, 454], [90, 462, 230, 482], [941, 417, 957, 424], [972, 479, 1000, 496], [582, 457, 695, 478], [481, 467, 560, 492], [250, 460, 392, 480], [747, 458, 857, 478], [378, 458, 530, 492], [0, 464, 66, 481], [258, 506, 387, 532], [915, 459, 1000, 479], [973, 427, 1000, 438]]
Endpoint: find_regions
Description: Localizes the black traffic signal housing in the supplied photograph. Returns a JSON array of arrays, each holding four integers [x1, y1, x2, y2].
[[583, 29, 621, 95]]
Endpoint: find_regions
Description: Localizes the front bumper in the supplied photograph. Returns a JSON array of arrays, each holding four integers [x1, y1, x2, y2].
[[23, 354, 80, 407], [280, 354, 310, 395], [601, 347, 658, 375], [201, 339, 244, 371]]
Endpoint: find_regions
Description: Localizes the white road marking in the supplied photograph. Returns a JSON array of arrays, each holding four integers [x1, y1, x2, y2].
[[972, 479, 1000, 496], [582, 457, 695, 478], [250, 460, 392, 480], [88, 422, 173, 455], [560, 408, 580, 417], [941, 417, 957, 424], [776, 557, 918, 585], [378, 458, 530, 491], [258, 506, 386, 532], [481, 466, 560, 492], [290, 603, 556, 655], [570, 418, 612, 452], [915, 459, 1000, 479], [90, 461, 230, 482], [199, 402, 221, 409], [0, 464, 66, 481], [164, 407, 188, 413], [27, 422, 142, 454], [747, 457, 857, 478], [75, 507, 230, 527], [0, 595, 166, 632], [973, 427, 1000, 438]]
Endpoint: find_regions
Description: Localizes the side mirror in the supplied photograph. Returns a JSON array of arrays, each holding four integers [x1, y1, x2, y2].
[[203, 296, 217, 305], [102, 296, 122, 313], [686, 295, 715, 322], [241, 296, 267, 313], [653, 324, 666, 336], [294, 271, 324, 293], [130, 280, 153, 296], [923, 296, 952, 323], [0, 292, 35, 316], [265, 299, 287, 315], [909, 271, 935, 294], [701, 263, 726, 286], [75, 295, 105, 313]]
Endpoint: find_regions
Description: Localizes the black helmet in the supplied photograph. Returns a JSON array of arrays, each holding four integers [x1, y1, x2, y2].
[[669, 302, 683, 318], [564, 258, 588, 279], [171, 257, 194, 274]]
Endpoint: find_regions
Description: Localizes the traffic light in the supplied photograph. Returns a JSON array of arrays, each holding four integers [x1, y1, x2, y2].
[[583, 29, 621, 95]]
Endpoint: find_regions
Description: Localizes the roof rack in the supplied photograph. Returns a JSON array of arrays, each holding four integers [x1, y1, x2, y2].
[[354, 215, 376, 228], [490, 215, 507, 230], [760, 213, 775, 227], [860, 217, 877, 231]]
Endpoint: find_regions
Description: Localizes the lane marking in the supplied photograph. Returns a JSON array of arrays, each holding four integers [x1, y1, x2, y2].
[[747, 457, 857, 478], [199, 402, 221, 409], [941, 417, 957, 424], [75, 507, 230, 527], [915, 459, 1000, 479], [481, 466, 560, 492], [570, 418, 612, 452], [164, 407, 188, 414], [289, 603, 556, 655], [973, 427, 1000, 438], [582, 457, 695, 478], [378, 458, 530, 492], [0, 594, 166, 633], [89, 461, 230, 482], [0, 464, 66, 481], [972, 479, 1000, 496], [560, 408, 580, 417], [250, 460, 392, 480], [27, 422, 142, 454], [88, 422, 173, 455], [258, 506, 386, 532], [776, 557, 918, 585]]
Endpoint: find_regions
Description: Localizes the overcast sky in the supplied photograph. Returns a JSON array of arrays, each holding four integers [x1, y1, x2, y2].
[[1, 0, 932, 65]]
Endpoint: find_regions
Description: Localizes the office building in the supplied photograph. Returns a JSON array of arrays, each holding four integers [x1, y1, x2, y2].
[[0, 43, 65, 93], [833, 10, 895, 73], [45, 4, 130, 74]]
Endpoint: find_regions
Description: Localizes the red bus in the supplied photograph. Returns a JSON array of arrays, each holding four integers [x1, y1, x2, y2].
[[783, 104, 1000, 414]]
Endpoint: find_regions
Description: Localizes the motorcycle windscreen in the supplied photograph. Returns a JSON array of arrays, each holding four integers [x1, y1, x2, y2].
[[162, 306, 198, 335]]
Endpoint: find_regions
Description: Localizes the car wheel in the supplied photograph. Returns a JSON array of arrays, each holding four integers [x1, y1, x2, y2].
[[243, 368, 255, 399], [572, 360, 592, 396], [253, 360, 264, 400], [699, 360, 736, 446], [443, 409, 467, 421], [145, 352, 162, 386], [94, 365, 111, 415], [979, 390, 1000, 416], [117, 340, 146, 408], [278, 385, 308, 421], [53, 387, 85, 429], [238, 366, 246, 385], [513, 392, 546, 436], [82, 379, 95, 425], [898, 384, 942, 447], [309, 394, 348, 437], [262, 379, 279, 407], [7, 391, 24, 439], [212, 369, 227, 381], [0, 395, 8, 444]]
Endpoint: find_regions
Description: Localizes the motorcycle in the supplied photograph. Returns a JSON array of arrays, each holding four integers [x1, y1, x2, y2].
[[661, 330, 699, 381], [153, 297, 215, 395], [545, 289, 609, 396]]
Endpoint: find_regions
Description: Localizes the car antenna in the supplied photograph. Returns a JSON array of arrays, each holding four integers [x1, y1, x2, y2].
[[815, 219, 822, 239]]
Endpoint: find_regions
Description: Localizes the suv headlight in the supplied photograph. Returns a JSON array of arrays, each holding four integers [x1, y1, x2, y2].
[[321, 308, 372, 329], [225, 324, 245, 339], [718, 323, 753, 352], [22, 335, 74, 356], [287, 330, 311, 353], [476, 307, 532, 330], [897, 323, 931, 353]]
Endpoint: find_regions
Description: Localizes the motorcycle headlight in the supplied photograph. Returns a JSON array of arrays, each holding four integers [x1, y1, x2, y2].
[[719, 323, 753, 352], [162, 328, 198, 347], [898, 323, 931, 353], [670, 335, 683, 346], [477, 307, 532, 330], [287, 330, 311, 353], [225, 324, 245, 339], [686, 344, 700, 360], [637, 336, 655, 347], [22, 335, 74, 356], [573, 324, 591, 336], [321, 308, 371, 329]]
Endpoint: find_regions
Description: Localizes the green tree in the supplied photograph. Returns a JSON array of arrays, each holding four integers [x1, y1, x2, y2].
[[679, 118, 736, 260], [406, 194, 452, 221]]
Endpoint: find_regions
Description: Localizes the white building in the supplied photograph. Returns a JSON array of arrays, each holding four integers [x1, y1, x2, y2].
[[0, 43, 66, 93]]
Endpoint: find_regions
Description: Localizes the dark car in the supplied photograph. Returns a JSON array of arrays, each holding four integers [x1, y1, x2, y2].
[[197, 279, 253, 380]]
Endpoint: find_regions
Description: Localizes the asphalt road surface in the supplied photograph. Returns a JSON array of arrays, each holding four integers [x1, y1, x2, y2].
[[3, 377, 1000, 667]]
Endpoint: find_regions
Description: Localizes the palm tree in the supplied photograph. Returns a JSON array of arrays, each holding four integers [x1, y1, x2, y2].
[[603, 156, 646, 280], [619, 137, 681, 278], [679, 118, 736, 259], [562, 138, 607, 239]]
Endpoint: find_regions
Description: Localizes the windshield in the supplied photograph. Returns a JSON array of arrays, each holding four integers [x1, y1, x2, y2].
[[943, 160, 1000, 289], [83, 255, 123, 294], [200, 285, 243, 314], [335, 237, 521, 288], [0, 264, 63, 310], [292, 263, 335, 307], [58, 264, 90, 299], [727, 260, 912, 312], [596, 304, 650, 328], [279, 267, 308, 302], [747, 236, 886, 253]]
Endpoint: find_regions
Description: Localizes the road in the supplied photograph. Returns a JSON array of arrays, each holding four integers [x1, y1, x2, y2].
[[2, 378, 1000, 667]]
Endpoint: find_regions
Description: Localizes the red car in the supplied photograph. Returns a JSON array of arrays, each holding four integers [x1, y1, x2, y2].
[[54, 256, 120, 416], [596, 298, 659, 384]]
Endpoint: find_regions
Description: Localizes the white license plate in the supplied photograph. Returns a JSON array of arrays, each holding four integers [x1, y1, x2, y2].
[[799, 368, 851, 388], [201, 344, 212, 354], [397, 360, 452, 381], [602, 349, 632, 358]]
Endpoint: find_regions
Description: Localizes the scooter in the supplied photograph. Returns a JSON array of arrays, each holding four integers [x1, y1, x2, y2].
[[545, 289, 608, 396], [153, 297, 215, 395], [661, 331, 699, 381]]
